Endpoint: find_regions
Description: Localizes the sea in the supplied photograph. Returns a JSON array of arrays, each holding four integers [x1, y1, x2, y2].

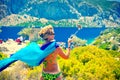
[[0, 26, 105, 44]]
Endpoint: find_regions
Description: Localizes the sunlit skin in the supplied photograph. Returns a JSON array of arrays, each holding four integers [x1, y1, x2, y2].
[[40, 33, 72, 80]]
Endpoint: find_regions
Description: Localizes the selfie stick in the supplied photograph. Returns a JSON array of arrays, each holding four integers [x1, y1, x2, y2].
[[70, 24, 82, 39]]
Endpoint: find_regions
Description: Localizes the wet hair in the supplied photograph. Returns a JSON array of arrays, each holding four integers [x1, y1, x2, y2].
[[39, 25, 54, 40]]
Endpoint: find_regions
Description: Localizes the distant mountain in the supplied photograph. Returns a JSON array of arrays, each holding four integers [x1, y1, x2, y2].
[[0, 0, 120, 27], [0, 14, 38, 26]]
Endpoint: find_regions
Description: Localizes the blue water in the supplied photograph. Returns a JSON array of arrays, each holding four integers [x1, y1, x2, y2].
[[0, 26, 105, 44], [54, 27, 105, 44]]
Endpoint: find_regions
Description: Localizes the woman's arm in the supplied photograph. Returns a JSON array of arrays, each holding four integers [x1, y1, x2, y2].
[[57, 38, 72, 59], [57, 47, 70, 59]]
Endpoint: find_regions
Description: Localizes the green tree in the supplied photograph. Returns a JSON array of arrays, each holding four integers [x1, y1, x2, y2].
[[112, 44, 119, 50]]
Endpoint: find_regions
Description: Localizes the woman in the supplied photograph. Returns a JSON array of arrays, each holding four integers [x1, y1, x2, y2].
[[39, 25, 72, 80]]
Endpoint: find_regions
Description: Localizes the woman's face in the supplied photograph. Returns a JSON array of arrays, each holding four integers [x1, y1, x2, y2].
[[47, 33, 55, 41], [46, 29, 55, 41]]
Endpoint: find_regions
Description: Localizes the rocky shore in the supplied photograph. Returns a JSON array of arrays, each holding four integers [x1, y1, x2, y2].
[[0, 39, 27, 55]]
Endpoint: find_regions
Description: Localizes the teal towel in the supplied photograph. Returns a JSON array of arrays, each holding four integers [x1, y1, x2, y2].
[[0, 42, 56, 72]]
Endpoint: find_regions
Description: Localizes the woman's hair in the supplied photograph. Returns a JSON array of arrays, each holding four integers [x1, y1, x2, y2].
[[39, 25, 54, 40]]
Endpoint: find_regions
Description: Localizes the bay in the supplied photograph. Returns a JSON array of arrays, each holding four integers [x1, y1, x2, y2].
[[0, 26, 105, 44]]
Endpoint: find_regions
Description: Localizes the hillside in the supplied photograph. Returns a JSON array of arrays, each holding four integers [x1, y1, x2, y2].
[[0, 0, 120, 27], [93, 27, 120, 51], [0, 14, 119, 27], [0, 45, 120, 80], [0, 14, 38, 26]]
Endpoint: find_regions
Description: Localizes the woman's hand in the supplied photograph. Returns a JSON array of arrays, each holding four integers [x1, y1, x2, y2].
[[68, 38, 72, 43], [68, 38, 72, 48]]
